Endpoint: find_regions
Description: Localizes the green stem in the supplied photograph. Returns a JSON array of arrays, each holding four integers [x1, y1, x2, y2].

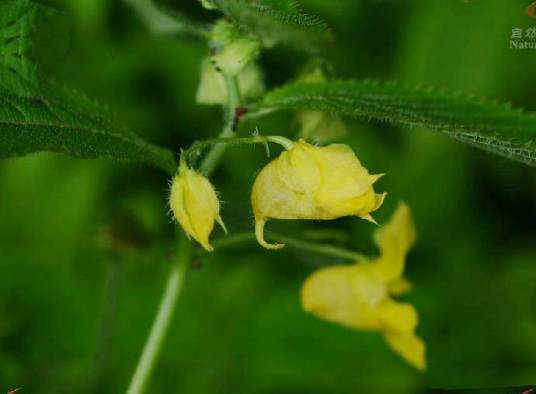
[[200, 75, 241, 176], [206, 232, 368, 262], [273, 234, 368, 262], [126, 236, 191, 394], [185, 135, 293, 163]]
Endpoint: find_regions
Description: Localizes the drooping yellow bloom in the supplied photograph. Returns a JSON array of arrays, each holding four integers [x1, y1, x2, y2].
[[251, 139, 385, 249], [169, 167, 226, 251], [301, 203, 426, 370]]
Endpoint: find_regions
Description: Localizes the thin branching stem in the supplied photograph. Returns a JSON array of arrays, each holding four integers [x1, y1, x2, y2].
[[185, 134, 293, 164], [126, 236, 191, 394], [200, 75, 242, 176], [125, 73, 242, 394], [207, 232, 368, 262]]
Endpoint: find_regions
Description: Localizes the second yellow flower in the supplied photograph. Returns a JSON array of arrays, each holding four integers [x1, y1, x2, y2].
[[251, 139, 386, 249]]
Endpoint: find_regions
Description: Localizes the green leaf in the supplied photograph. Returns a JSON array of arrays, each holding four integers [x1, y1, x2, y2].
[[0, 0, 50, 96], [208, 0, 330, 50], [0, 0, 176, 174], [0, 85, 177, 175], [260, 80, 536, 167]]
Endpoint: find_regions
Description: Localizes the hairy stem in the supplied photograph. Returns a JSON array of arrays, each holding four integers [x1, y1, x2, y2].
[[126, 236, 191, 394], [185, 134, 293, 163]]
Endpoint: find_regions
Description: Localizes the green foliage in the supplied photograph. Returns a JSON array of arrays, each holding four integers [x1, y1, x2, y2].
[[208, 0, 330, 49], [260, 80, 536, 167], [0, 0, 49, 95], [0, 85, 177, 174], [0, 0, 177, 174], [2, 0, 536, 392]]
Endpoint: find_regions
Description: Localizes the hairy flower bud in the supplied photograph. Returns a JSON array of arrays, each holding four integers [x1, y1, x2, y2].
[[301, 203, 425, 370], [251, 140, 385, 249], [169, 167, 226, 251]]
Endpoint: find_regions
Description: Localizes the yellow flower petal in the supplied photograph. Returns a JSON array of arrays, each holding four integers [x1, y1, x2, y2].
[[388, 277, 413, 295], [384, 332, 426, 371], [372, 202, 416, 282], [276, 141, 321, 194], [301, 264, 386, 331], [254, 217, 284, 250], [377, 299, 418, 333]]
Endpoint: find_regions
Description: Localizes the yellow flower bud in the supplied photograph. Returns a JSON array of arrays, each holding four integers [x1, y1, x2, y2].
[[301, 203, 426, 370], [169, 167, 226, 251], [196, 60, 265, 106], [251, 139, 385, 249]]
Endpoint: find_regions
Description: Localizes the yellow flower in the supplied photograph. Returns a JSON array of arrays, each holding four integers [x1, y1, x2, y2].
[[251, 139, 385, 249], [196, 60, 265, 106], [169, 167, 226, 251], [300, 203, 426, 370]]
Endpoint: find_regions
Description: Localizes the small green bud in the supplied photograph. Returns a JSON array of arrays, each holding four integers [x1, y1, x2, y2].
[[212, 38, 260, 76], [211, 20, 239, 47], [209, 19, 260, 76], [297, 67, 327, 84], [196, 60, 265, 106]]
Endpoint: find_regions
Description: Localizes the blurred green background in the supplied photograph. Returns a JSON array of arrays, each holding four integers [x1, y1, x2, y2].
[[1, 0, 536, 393]]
